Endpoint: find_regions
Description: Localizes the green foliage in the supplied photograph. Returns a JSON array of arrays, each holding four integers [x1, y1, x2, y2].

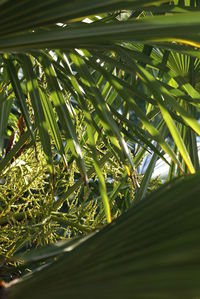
[[0, 1, 200, 297], [7, 171, 200, 299], [0, 132, 144, 261]]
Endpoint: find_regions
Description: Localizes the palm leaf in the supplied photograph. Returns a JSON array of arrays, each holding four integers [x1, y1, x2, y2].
[[7, 171, 200, 299]]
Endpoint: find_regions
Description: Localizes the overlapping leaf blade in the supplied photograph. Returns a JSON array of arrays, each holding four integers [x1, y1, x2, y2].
[[8, 172, 200, 299]]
